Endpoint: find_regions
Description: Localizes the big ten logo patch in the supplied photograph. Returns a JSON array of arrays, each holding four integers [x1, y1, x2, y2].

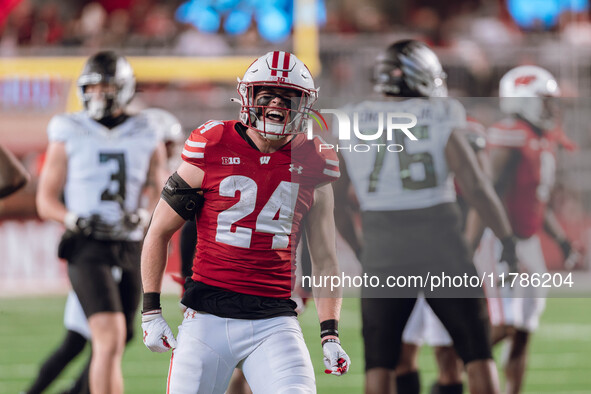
[[222, 157, 241, 165]]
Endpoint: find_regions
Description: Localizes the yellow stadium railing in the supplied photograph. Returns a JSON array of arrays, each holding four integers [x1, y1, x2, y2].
[[0, 0, 319, 111]]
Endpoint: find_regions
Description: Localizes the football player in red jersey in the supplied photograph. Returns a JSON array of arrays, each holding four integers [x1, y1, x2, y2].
[[140, 51, 350, 393], [470, 65, 574, 394]]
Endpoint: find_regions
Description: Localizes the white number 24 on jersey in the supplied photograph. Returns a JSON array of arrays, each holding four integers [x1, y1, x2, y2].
[[216, 176, 299, 249]]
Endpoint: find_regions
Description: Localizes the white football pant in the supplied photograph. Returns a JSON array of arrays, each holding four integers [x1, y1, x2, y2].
[[474, 229, 548, 332], [64, 290, 91, 339], [402, 295, 453, 347], [167, 309, 316, 394]]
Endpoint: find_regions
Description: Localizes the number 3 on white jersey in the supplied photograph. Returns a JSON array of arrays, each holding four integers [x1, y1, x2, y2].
[[216, 175, 299, 249]]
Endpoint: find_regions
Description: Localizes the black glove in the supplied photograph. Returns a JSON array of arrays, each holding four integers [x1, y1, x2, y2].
[[354, 248, 363, 262], [74, 214, 115, 239], [122, 208, 151, 232], [557, 238, 572, 258], [500, 236, 518, 273]]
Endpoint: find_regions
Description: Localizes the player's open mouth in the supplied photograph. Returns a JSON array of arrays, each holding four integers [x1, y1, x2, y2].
[[265, 109, 286, 123]]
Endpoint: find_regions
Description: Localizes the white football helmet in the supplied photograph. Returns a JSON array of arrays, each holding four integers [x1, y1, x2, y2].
[[499, 65, 561, 131], [237, 51, 318, 140], [142, 108, 183, 143]]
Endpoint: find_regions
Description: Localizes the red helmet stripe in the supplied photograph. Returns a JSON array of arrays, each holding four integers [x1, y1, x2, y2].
[[282, 52, 291, 77], [270, 51, 280, 76]]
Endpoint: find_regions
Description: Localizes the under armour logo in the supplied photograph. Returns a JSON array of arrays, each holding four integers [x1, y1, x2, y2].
[[260, 156, 271, 164], [186, 310, 197, 319], [143, 330, 148, 342], [289, 164, 303, 174]]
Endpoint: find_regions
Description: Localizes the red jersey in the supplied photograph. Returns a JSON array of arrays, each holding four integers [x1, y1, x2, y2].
[[487, 118, 557, 238], [181, 120, 340, 298], [454, 116, 487, 197], [466, 116, 487, 137]]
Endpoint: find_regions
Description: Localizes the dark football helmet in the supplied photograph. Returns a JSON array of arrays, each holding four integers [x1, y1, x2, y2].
[[373, 40, 447, 98], [77, 51, 135, 120]]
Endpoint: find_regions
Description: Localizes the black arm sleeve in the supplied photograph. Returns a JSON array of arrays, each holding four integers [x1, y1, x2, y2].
[[161, 172, 204, 221]]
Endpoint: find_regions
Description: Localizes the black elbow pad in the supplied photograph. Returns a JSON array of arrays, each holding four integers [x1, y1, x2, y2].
[[161, 172, 204, 221]]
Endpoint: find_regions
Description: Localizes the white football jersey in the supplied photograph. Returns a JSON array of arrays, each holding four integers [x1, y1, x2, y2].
[[338, 98, 466, 211], [48, 111, 159, 241], [141, 108, 184, 172]]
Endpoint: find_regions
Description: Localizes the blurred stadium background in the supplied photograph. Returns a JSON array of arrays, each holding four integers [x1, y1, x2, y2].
[[1, 0, 591, 392]]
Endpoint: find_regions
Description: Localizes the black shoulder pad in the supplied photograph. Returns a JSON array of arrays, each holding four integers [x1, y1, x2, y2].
[[161, 172, 204, 221]]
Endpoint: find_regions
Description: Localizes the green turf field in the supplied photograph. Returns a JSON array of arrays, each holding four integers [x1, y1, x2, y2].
[[1, 296, 590, 393]]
